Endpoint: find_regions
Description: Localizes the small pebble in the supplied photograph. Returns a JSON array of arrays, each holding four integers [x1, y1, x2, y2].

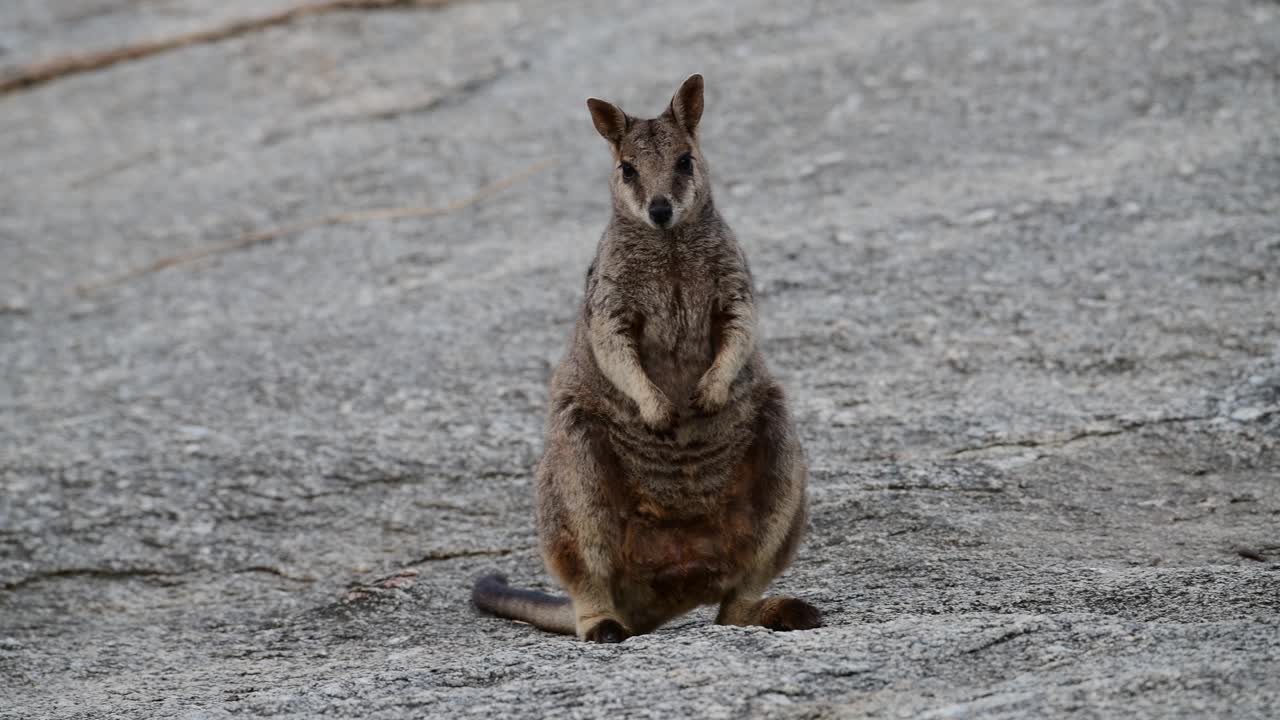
[[965, 208, 998, 226], [1230, 407, 1268, 422]]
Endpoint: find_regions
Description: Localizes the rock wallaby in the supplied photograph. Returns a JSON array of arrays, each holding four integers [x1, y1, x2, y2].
[[473, 74, 819, 642]]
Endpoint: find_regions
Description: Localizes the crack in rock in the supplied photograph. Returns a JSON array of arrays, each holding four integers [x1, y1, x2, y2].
[[0, 0, 470, 94], [949, 414, 1217, 457], [235, 566, 317, 583], [1, 567, 183, 592], [258, 59, 521, 147], [409, 546, 530, 564], [962, 623, 1043, 655]]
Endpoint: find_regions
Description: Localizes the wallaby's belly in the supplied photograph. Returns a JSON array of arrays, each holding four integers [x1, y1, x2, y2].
[[610, 447, 759, 622], [616, 514, 751, 612]]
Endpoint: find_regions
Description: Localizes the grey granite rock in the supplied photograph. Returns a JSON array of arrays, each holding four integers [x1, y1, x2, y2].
[[1, 0, 1278, 717]]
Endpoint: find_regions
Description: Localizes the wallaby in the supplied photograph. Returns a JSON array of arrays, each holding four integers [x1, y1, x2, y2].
[[472, 74, 819, 642]]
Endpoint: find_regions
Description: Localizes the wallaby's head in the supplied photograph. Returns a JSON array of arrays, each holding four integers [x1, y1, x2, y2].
[[587, 74, 710, 231]]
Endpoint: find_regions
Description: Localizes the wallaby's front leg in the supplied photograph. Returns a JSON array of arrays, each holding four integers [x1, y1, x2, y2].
[[589, 307, 674, 429], [692, 282, 756, 414]]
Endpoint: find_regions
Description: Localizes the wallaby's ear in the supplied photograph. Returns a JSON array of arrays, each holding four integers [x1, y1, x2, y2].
[[587, 98, 628, 147], [668, 73, 704, 135]]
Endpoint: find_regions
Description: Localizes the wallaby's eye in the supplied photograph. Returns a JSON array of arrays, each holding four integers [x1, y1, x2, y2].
[[675, 153, 694, 175], [620, 162, 637, 182]]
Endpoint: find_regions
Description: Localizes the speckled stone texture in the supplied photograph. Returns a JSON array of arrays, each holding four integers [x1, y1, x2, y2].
[[2, 1, 1278, 717]]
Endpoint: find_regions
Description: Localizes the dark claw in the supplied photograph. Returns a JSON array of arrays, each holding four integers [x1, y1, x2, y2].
[[689, 389, 724, 417], [584, 619, 629, 643], [688, 392, 704, 412]]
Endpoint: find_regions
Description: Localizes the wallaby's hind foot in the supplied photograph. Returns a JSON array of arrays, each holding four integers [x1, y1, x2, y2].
[[718, 594, 822, 632], [757, 596, 821, 631], [583, 618, 630, 643]]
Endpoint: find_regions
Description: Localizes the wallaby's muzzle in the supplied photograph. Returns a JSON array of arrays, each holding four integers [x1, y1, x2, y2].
[[648, 197, 673, 227]]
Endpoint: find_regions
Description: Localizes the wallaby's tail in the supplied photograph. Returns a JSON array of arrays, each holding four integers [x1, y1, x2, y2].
[[472, 574, 576, 636]]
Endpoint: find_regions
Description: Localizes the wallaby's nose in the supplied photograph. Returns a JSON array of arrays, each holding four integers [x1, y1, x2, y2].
[[648, 198, 673, 227]]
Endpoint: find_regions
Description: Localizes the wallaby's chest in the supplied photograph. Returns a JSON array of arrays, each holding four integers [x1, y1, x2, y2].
[[639, 277, 712, 350], [628, 264, 717, 399]]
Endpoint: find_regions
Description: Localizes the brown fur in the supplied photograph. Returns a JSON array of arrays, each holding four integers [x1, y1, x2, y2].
[[472, 75, 820, 641]]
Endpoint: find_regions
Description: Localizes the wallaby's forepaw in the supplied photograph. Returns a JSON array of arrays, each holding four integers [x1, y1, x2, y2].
[[690, 375, 729, 415], [640, 394, 677, 433], [758, 597, 822, 632], [583, 619, 630, 643]]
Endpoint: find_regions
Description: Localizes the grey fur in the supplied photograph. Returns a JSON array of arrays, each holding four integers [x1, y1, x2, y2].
[[474, 75, 819, 641]]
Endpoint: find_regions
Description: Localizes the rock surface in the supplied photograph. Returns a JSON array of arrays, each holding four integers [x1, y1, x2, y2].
[[2, 0, 1279, 717]]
